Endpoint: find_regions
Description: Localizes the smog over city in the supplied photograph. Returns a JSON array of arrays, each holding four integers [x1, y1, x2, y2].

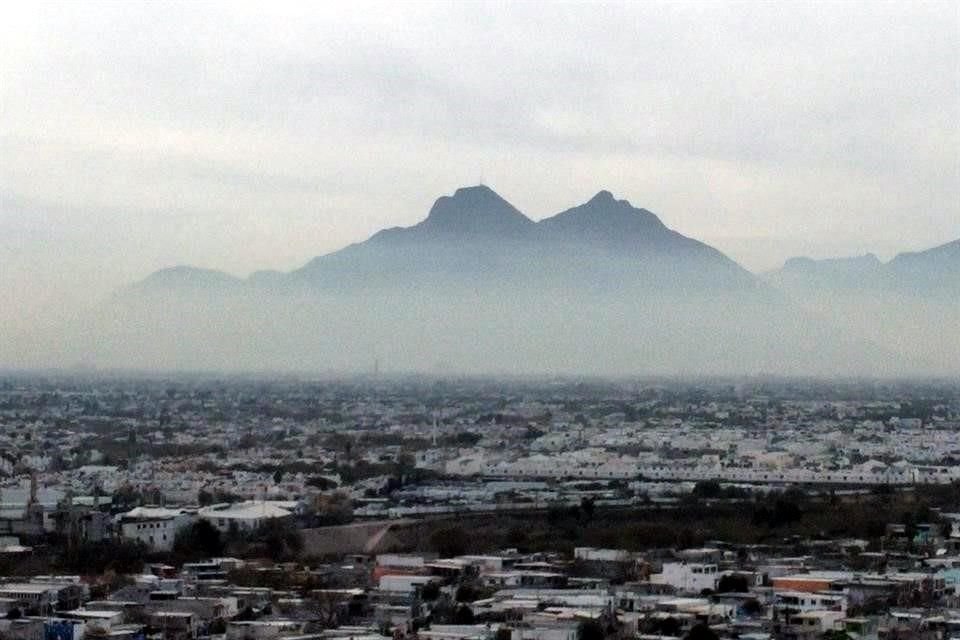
[[0, 2, 959, 639]]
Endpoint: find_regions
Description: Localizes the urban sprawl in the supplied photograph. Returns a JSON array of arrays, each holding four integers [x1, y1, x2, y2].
[[0, 375, 959, 640]]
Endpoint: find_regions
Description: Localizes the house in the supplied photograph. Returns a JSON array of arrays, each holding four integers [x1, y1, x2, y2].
[[198, 502, 294, 534], [654, 563, 720, 594], [117, 507, 195, 552]]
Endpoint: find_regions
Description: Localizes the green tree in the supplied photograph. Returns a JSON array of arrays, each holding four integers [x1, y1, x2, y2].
[[421, 582, 441, 601], [453, 605, 475, 624], [685, 623, 719, 640], [717, 574, 749, 593], [59, 540, 146, 574], [429, 525, 469, 557], [249, 518, 303, 561], [173, 520, 224, 559], [692, 480, 723, 499], [577, 620, 605, 640]]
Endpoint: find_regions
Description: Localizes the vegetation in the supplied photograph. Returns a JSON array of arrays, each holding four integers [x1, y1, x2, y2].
[[172, 520, 225, 561], [405, 486, 950, 555], [56, 539, 146, 574], [686, 623, 719, 640]]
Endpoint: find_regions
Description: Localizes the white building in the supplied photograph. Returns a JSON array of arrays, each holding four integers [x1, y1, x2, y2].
[[198, 501, 294, 534], [654, 562, 720, 594], [117, 507, 195, 552]]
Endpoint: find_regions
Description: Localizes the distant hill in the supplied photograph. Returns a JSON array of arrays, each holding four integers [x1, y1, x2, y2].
[[885, 239, 960, 292], [64, 186, 956, 375], [766, 239, 960, 374], [768, 240, 959, 294], [122, 266, 243, 295]]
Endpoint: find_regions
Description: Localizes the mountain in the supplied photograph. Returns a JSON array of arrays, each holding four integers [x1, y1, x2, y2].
[[768, 254, 884, 291], [267, 185, 754, 293], [535, 190, 753, 291], [413, 184, 535, 238], [540, 190, 691, 250], [885, 240, 960, 291], [122, 266, 242, 295], [45, 186, 952, 375], [768, 239, 960, 294], [289, 186, 539, 289], [767, 239, 960, 374]]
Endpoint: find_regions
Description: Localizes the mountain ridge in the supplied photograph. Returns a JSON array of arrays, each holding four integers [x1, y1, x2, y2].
[[97, 186, 957, 376], [132, 185, 754, 292], [769, 238, 960, 293]]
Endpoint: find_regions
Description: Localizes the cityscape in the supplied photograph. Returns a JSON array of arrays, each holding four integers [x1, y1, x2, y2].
[[2, 2, 958, 640], [0, 376, 959, 640]]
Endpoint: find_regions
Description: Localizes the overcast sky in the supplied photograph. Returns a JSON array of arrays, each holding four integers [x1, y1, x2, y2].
[[2, 0, 958, 327]]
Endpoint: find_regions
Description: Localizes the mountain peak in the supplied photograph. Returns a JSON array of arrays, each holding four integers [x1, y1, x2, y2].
[[588, 189, 615, 204], [540, 190, 666, 234], [420, 185, 533, 236], [452, 184, 499, 200]]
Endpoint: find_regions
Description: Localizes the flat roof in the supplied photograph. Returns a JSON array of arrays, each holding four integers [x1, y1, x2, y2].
[[65, 610, 124, 619]]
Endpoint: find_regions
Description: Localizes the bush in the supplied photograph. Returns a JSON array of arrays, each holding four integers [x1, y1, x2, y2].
[[58, 539, 146, 574], [685, 623, 718, 640], [173, 520, 224, 560], [429, 525, 468, 557], [717, 574, 749, 593], [577, 620, 605, 640], [246, 518, 303, 561]]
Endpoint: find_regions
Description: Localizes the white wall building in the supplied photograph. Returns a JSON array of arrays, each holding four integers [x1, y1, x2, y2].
[[118, 507, 195, 552], [198, 501, 294, 534], [654, 562, 720, 594]]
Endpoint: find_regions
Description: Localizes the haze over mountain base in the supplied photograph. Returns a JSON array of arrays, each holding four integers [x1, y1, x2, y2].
[[5, 187, 957, 377]]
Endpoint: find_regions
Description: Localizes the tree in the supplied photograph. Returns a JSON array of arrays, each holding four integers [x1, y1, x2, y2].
[[651, 617, 681, 637], [717, 574, 750, 593], [307, 476, 338, 491], [577, 620, 605, 640], [685, 623, 719, 640], [313, 492, 353, 526], [249, 517, 303, 561], [421, 582, 441, 601], [214, 489, 242, 503], [453, 605, 475, 624], [113, 485, 144, 511], [580, 497, 596, 522], [741, 599, 763, 616], [451, 432, 482, 447], [456, 582, 493, 603], [311, 591, 343, 629], [235, 606, 257, 621], [173, 520, 224, 559], [58, 539, 146, 574], [429, 525, 469, 557], [692, 480, 723, 499]]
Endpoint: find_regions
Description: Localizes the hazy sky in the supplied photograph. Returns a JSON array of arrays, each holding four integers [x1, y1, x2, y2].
[[2, 0, 958, 327]]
